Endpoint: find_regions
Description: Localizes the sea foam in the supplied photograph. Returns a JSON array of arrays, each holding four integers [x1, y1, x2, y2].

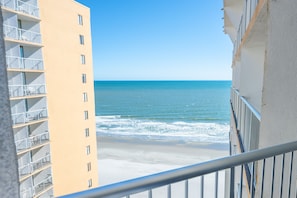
[[96, 116, 229, 144]]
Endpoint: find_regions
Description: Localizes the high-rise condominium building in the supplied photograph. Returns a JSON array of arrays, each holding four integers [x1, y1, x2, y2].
[[1, 0, 98, 197]]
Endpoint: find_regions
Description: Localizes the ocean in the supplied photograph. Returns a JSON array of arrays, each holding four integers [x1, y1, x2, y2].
[[94, 81, 231, 144]]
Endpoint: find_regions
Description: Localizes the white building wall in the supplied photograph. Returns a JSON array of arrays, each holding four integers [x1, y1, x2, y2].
[[239, 45, 264, 112], [260, 0, 297, 147]]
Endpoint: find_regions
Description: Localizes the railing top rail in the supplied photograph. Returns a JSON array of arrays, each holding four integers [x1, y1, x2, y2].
[[232, 88, 261, 120], [60, 141, 297, 198], [6, 55, 43, 61]]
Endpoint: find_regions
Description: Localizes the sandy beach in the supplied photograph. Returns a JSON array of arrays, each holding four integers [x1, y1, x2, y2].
[[97, 136, 229, 197]]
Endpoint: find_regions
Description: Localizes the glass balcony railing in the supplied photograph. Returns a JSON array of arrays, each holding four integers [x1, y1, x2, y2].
[[6, 56, 44, 70], [9, 84, 46, 98], [18, 154, 51, 178], [11, 108, 48, 125], [15, 132, 49, 152], [34, 176, 53, 196], [3, 24, 41, 44], [19, 176, 52, 198], [0, 0, 39, 18], [17, 0, 39, 17]]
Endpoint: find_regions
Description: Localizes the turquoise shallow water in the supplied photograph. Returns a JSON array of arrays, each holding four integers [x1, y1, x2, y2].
[[94, 81, 231, 144]]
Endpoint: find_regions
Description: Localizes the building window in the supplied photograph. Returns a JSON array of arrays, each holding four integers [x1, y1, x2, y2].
[[83, 92, 88, 102], [86, 145, 90, 155], [81, 54, 86, 64], [79, 35, 84, 45], [82, 74, 87, 83], [85, 128, 89, 137], [84, 111, 88, 120], [78, 14, 83, 25], [88, 179, 92, 188], [87, 162, 91, 172]]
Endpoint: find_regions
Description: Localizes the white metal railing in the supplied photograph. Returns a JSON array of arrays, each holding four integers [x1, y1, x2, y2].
[[11, 108, 47, 125], [9, 84, 46, 98], [233, 0, 260, 57], [3, 24, 41, 44], [34, 176, 53, 195], [6, 56, 44, 70], [17, 0, 39, 17], [18, 154, 51, 177], [230, 88, 260, 152], [60, 141, 297, 198], [15, 131, 49, 152]]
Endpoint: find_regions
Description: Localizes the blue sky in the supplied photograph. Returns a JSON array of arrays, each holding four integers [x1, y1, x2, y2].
[[76, 0, 232, 80]]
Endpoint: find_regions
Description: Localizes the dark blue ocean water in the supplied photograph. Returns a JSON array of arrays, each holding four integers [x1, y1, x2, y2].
[[94, 81, 231, 143]]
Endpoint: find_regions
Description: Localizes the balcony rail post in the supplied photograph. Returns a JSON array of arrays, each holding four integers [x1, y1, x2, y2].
[[167, 184, 171, 198], [185, 179, 189, 198]]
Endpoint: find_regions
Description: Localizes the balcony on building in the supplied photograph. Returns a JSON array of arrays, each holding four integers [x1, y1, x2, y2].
[[18, 154, 51, 180], [0, 0, 40, 18], [14, 120, 49, 147], [8, 70, 46, 99], [15, 131, 50, 153], [19, 164, 53, 198], [9, 84, 46, 98], [3, 24, 41, 44], [6, 55, 44, 71], [2, 7, 41, 45], [11, 108, 48, 126], [10, 94, 48, 126]]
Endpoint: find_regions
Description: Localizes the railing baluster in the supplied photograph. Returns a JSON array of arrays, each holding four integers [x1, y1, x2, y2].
[[215, 171, 218, 198], [250, 162, 255, 198], [271, 156, 276, 198], [288, 152, 294, 198], [200, 176, 204, 198], [148, 189, 152, 198], [185, 180, 188, 198], [240, 165, 243, 198], [261, 159, 266, 198], [167, 184, 171, 198], [230, 167, 235, 198], [280, 154, 285, 197]]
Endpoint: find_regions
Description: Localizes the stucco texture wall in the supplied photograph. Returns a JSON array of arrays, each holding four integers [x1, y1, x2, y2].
[[260, 0, 297, 147]]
